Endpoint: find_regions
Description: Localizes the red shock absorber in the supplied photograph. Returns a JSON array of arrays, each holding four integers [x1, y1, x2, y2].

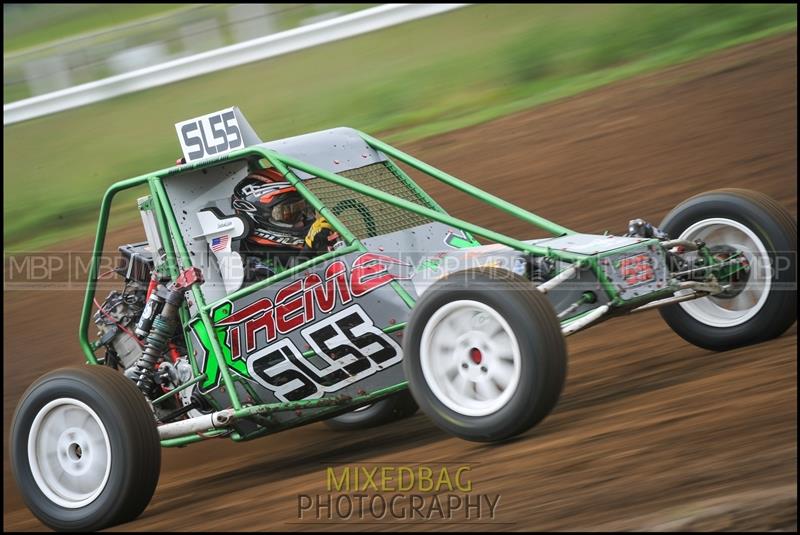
[[145, 275, 158, 301], [168, 341, 181, 364], [150, 271, 187, 364]]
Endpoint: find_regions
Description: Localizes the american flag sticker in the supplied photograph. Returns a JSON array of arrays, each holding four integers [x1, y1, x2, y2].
[[210, 235, 230, 252]]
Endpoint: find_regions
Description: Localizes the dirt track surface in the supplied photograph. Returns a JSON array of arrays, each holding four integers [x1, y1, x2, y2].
[[4, 33, 797, 531]]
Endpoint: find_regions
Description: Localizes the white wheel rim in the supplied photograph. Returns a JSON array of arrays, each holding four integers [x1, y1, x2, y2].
[[678, 217, 772, 327], [420, 300, 522, 417], [27, 398, 111, 509]]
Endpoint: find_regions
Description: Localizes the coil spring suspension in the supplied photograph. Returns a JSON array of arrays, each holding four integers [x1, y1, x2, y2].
[[129, 267, 203, 398], [130, 316, 176, 396]]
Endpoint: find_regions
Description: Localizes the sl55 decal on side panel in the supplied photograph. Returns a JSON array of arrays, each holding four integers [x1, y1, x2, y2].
[[189, 253, 411, 397], [247, 304, 402, 402]]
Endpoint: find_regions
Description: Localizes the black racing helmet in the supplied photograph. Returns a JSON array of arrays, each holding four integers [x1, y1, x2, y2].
[[231, 168, 314, 249]]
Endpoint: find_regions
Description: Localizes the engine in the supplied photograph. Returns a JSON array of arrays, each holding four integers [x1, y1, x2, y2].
[[94, 286, 147, 370], [93, 242, 207, 421]]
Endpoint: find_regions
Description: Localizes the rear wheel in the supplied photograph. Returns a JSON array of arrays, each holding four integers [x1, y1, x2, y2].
[[324, 391, 418, 431], [10, 366, 161, 532], [403, 267, 567, 442], [659, 188, 796, 350]]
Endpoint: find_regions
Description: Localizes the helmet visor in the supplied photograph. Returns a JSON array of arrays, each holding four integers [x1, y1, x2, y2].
[[271, 198, 309, 225]]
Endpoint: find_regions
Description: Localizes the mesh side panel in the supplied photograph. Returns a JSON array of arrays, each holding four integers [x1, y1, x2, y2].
[[303, 162, 441, 239]]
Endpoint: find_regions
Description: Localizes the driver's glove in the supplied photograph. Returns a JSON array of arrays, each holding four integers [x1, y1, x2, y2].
[[304, 216, 343, 252]]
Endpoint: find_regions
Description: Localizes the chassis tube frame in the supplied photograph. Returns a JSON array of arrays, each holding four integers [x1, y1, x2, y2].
[[78, 137, 624, 448]]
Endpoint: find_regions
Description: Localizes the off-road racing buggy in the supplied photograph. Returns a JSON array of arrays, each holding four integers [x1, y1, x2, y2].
[[11, 108, 796, 531]]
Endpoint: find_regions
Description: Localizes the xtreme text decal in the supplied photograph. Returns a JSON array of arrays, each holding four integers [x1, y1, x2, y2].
[[190, 253, 409, 396]]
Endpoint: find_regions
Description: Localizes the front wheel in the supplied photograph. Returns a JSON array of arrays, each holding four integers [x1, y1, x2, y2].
[[402, 267, 567, 442], [659, 188, 796, 351], [10, 366, 161, 532]]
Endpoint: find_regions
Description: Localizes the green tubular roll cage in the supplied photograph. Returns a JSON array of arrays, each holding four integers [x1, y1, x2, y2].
[[78, 130, 655, 447]]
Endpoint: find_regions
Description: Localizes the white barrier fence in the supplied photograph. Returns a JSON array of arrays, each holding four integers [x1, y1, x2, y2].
[[3, 4, 468, 126]]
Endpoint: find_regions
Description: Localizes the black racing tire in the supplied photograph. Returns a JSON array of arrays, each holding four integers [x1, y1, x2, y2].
[[323, 390, 419, 431], [402, 267, 567, 443], [10, 366, 161, 532], [659, 188, 797, 351]]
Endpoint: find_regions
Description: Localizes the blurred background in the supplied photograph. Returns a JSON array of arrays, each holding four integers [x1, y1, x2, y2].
[[4, 4, 797, 532], [4, 4, 373, 101], [3, 3, 796, 252]]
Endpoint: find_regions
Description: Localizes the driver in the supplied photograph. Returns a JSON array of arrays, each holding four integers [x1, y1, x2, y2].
[[231, 167, 342, 282]]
